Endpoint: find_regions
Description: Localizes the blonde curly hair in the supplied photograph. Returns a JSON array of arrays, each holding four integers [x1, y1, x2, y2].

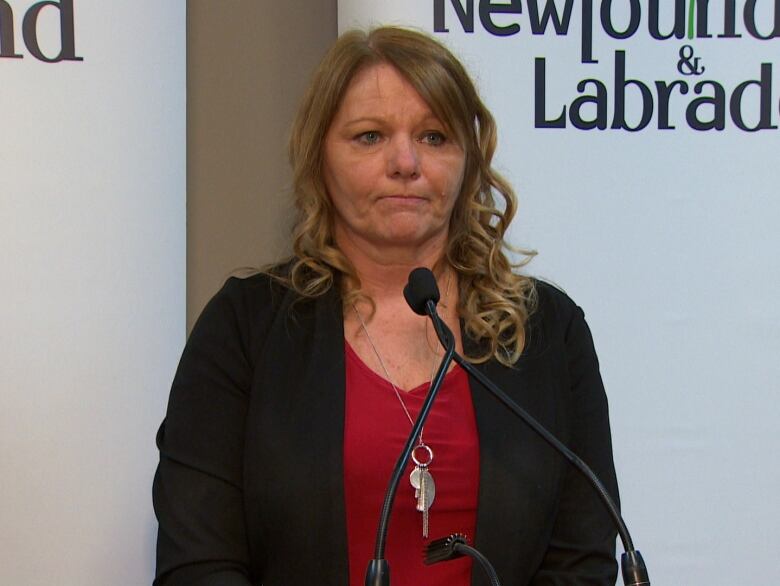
[[279, 26, 536, 366]]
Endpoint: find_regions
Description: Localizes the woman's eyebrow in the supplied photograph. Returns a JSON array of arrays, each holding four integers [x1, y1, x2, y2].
[[341, 113, 444, 127], [341, 116, 387, 127]]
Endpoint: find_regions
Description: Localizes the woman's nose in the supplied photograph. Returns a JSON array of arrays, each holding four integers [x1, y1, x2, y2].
[[386, 136, 420, 179]]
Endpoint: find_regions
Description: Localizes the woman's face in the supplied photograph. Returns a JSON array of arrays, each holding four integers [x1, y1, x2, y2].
[[322, 63, 466, 256]]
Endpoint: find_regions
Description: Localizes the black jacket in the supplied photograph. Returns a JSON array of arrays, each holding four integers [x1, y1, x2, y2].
[[153, 273, 619, 585]]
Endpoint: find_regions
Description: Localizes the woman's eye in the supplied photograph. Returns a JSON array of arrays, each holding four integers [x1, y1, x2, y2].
[[421, 131, 446, 146], [357, 131, 381, 145]]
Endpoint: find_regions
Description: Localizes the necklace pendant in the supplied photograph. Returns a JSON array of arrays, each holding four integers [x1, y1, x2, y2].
[[413, 464, 435, 538], [353, 301, 443, 539], [410, 443, 436, 539]]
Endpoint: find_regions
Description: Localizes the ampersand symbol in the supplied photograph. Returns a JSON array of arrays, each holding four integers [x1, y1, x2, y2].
[[677, 44, 706, 76]]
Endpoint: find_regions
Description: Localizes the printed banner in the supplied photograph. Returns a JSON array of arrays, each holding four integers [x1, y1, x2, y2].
[[0, 1, 184, 584], [339, 2, 780, 583]]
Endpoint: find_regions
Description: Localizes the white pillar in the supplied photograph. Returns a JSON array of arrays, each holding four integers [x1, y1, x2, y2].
[[0, 2, 185, 584]]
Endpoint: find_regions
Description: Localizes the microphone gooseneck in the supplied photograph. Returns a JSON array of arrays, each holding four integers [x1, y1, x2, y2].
[[364, 269, 455, 586], [404, 267, 651, 586]]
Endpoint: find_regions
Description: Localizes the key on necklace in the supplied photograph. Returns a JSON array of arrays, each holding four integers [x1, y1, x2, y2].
[[410, 444, 435, 538], [410, 463, 435, 538]]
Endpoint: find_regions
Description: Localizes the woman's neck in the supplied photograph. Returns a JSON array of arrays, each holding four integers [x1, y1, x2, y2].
[[336, 230, 450, 303]]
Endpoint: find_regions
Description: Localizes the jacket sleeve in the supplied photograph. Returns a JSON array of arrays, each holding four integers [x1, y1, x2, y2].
[[530, 296, 620, 585], [152, 277, 256, 585]]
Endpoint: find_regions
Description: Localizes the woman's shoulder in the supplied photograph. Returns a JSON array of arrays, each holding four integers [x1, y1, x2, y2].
[[206, 269, 289, 315], [197, 260, 340, 343], [189, 265, 299, 347], [525, 277, 591, 349], [208, 258, 303, 309], [530, 278, 581, 319]]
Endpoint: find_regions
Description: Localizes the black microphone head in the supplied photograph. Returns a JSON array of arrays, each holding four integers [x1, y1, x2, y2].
[[404, 267, 440, 316]]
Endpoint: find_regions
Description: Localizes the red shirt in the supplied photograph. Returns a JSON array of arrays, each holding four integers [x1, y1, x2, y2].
[[343, 341, 480, 586]]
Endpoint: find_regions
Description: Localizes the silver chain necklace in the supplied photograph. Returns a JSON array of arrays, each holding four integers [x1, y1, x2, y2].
[[349, 270, 451, 538]]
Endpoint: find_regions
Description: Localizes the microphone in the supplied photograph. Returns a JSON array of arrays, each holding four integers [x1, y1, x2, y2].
[[403, 268, 453, 351], [403, 267, 439, 315], [364, 270, 456, 586], [405, 268, 650, 586]]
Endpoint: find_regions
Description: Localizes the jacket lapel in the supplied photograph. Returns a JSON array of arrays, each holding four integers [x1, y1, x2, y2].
[[248, 286, 349, 584]]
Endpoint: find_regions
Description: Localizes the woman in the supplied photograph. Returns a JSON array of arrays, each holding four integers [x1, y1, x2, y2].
[[154, 27, 619, 586]]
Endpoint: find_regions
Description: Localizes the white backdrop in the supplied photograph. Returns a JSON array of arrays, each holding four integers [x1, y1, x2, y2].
[[340, 1, 780, 584], [0, 2, 185, 584]]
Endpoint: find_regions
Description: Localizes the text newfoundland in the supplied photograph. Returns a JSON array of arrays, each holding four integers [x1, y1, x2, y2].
[[435, 0, 780, 132]]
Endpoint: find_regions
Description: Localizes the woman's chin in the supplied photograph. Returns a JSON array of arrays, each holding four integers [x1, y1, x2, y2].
[[372, 225, 447, 251], [334, 217, 448, 255]]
